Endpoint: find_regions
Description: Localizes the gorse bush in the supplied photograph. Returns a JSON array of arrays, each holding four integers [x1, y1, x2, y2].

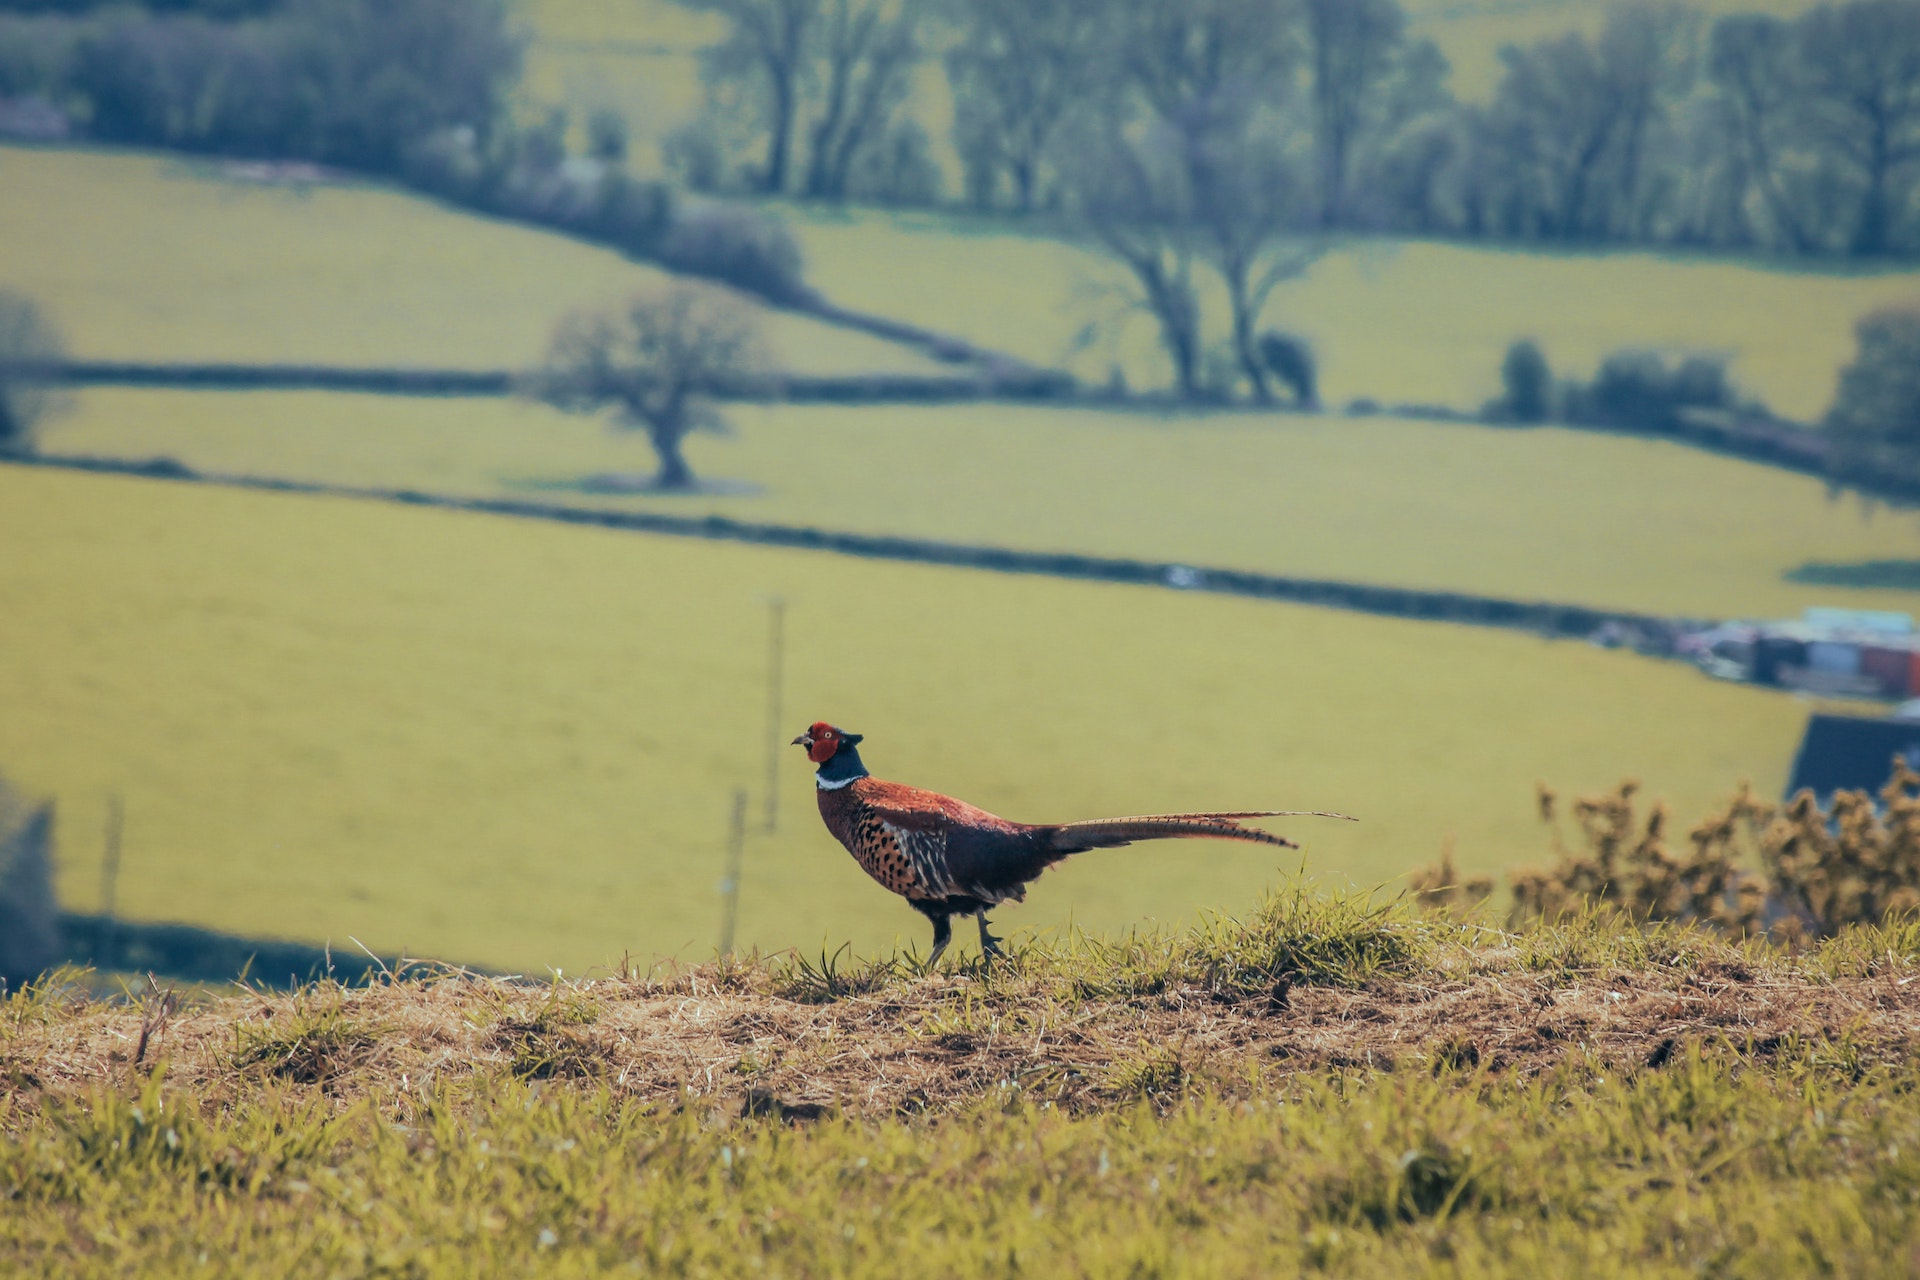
[[1458, 769, 1920, 939]]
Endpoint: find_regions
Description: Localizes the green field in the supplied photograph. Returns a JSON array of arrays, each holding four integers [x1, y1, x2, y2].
[[781, 207, 1920, 420], [0, 145, 941, 376], [0, 463, 1810, 972], [40, 388, 1920, 622]]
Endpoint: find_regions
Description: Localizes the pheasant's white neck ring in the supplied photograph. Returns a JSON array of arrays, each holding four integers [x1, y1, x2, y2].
[[813, 740, 871, 789]]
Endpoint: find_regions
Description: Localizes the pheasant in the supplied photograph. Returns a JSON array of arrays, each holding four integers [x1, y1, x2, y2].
[[792, 722, 1353, 963]]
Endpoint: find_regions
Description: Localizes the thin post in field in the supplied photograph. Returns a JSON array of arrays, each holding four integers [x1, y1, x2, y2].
[[98, 794, 123, 971], [762, 596, 786, 832], [719, 789, 747, 957]]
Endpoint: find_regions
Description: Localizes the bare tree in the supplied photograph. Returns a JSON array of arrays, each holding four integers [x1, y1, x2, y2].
[[1189, 139, 1319, 401], [682, 0, 822, 194], [943, 0, 1107, 212], [683, 0, 925, 200], [1709, 14, 1820, 253], [1067, 129, 1208, 399], [1797, 0, 1920, 256], [0, 290, 65, 455], [801, 0, 923, 199], [529, 286, 770, 491], [1061, 0, 1301, 401], [1300, 0, 1406, 226], [1476, 5, 1695, 241]]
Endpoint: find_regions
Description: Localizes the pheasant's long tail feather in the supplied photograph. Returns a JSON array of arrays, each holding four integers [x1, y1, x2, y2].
[[1045, 810, 1352, 854]]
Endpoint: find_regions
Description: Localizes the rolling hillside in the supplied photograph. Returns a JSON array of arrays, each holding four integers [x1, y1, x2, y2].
[[0, 462, 1808, 972], [0, 145, 942, 377]]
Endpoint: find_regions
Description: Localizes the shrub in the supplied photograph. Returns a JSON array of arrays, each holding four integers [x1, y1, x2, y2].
[[586, 108, 627, 164], [0, 289, 66, 454], [1257, 331, 1317, 407], [659, 203, 813, 306], [1567, 349, 1733, 433], [1494, 339, 1551, 423], [1424, 770, 1920, 940], [1826, 306, 1920, 497]]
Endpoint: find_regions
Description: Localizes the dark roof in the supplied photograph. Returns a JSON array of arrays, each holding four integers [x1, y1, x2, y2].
[[1786, 713, 1920, 800]]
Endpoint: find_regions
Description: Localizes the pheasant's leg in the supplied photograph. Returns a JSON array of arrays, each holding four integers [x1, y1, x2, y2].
[[976, 912, 1004, 959], [926, 914, 953, 968]]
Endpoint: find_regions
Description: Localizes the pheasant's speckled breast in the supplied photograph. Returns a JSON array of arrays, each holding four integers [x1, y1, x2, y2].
[[816, 776, 1033, 903]]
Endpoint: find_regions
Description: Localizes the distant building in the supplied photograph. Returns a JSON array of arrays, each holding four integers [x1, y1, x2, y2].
[[1681, 608, 1920, 700], [1786, 713, 1920, 803]]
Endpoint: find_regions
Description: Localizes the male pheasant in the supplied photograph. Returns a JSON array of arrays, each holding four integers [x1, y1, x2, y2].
[[793, 721, 1353, 963]]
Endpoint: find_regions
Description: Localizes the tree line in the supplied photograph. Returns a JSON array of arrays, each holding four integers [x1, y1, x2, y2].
[[0, 0, 519, 176], [678, 0, 1920, 261]]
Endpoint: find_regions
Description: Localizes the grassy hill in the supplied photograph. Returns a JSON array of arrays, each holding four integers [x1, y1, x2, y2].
[[0, 462, 1811, 973], [3, 907, 1917, 1275], [0, 145, 941, 377], [40, 389, 1920, 622]]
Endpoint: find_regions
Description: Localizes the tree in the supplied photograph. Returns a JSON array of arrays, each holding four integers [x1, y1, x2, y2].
[[1300, 0, 1406, 226], [682, 0, 820, 194], [1475, 5, 1695, 241], [1066, 129, 1208, 399], [683, 0, 924, 199], [943, 0, 1106, 212], [1497, 340, 1551, 423], [800, 0, 922, 199], [529, 286, 770, 491], [0, 290, 65, 454], [1063, 0, 1302, 402], [1796, 0, 1920, 256], [1827, 307, 1920, 495], [1709, 13, 1820, 253]]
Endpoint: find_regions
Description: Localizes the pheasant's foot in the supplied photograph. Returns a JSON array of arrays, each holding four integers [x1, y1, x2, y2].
[[977, 913, 1005, 961]]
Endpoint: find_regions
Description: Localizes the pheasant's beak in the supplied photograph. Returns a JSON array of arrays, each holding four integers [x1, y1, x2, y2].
[[791, 732, 812, 748]]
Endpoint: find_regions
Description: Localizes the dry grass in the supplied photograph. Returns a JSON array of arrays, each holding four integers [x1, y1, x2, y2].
[[5, 900, 1918, 1276], [6, 905, 1915, 1121]]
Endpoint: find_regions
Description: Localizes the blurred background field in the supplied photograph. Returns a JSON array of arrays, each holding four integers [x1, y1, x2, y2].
[[0, 464, 1804, 973], [40, 389, 1920, 621], [5, 0, 1920, 977]]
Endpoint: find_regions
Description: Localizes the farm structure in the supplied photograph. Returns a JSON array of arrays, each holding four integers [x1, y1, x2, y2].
[[1683, 609, 1920, 700], [1787, 712, 1920, 803]]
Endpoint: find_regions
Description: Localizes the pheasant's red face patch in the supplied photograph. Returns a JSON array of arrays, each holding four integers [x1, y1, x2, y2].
[[807, 722, 839, 764]]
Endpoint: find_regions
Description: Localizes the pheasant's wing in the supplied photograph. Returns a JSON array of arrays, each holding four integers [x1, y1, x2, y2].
[[859, 787, 1037, 902]]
